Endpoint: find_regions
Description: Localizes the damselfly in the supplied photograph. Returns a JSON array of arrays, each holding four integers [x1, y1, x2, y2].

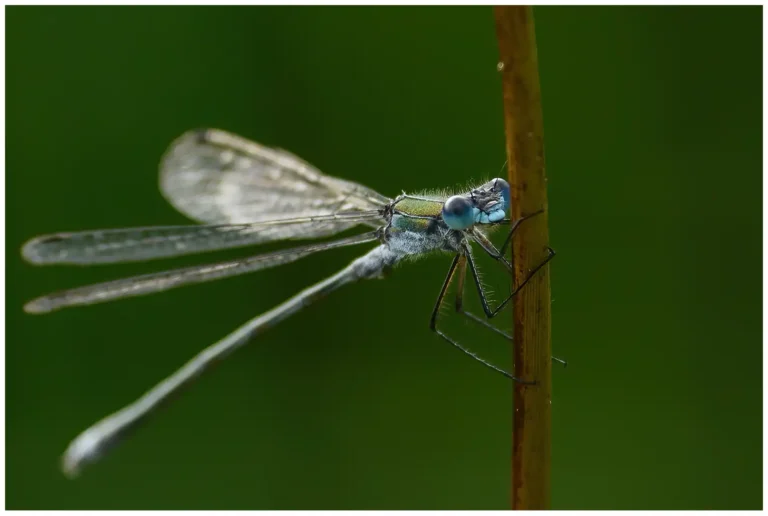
[[22, 129, 555, 478]]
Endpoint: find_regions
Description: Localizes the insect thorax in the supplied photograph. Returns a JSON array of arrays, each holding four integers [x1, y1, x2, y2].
[[381, 195, 464, 257]]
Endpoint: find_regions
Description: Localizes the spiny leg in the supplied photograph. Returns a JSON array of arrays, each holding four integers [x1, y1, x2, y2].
[[497, 209, 545, 257], [469, 209, 550, 279], [432, 210, 557, 379], [429, 254, 532, 384], [452, 250, 513, 336], [457, 311, 567, 367], [494, 246, 555, 315], [463, 240, 555, 318], [456, 249, 566, 367]]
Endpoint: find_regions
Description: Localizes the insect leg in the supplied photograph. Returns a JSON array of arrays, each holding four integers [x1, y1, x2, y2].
[[429, 254, 533, 383], [497, 208, 545, 257], [463, 240, 554, 317], [471, 208, 549, 275], [457, 247, 567, 367]]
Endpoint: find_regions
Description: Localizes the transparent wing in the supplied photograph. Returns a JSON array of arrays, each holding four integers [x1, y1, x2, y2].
[[21, 211, 383, 265], [159, 128, 391, 228], [24, 231, 378, 314]]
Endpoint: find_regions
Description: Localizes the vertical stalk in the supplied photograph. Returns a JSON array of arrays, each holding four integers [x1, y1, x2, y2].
[[493, 6, 552, 510]]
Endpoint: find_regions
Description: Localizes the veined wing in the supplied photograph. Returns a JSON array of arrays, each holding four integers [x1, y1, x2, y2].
[[160, 129, 391, 233], [21, 211, 383, 265], [24, 231, 379, 314]]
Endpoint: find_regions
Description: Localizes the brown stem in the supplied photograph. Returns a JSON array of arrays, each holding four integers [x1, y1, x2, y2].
[[493, 6, 552, 510]]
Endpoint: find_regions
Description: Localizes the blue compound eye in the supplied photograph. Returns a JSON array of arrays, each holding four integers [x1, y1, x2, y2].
[[442, 195, 475, 230], [493, 178, 511, 212]]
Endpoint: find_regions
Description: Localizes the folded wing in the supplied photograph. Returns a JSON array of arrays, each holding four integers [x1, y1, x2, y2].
[[160, 128, 390, 229], [21, 211, 383, 265], [24, 231, 379, 313]]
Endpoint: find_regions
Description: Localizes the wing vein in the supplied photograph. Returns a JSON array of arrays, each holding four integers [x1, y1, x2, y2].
[[21, 211, 383, 265], [24, 231, 379, 313]]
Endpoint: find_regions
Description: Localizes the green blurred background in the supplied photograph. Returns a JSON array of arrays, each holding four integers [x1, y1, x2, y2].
[[6, 6, 762, 509]]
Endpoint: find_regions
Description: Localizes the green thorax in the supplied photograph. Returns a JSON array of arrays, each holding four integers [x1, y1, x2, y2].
[[391, 196, 443, 217], [389, 195, 445, 232]]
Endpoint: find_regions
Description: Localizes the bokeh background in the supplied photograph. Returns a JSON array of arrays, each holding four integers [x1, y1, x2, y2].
[[6, 6, 762, 509]]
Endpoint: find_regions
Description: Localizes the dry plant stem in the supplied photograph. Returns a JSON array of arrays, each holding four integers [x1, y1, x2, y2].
[[494, 6, 553, 510]]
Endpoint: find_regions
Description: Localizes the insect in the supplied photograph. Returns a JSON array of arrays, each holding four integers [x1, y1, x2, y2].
[[21, 129, 555, 478]]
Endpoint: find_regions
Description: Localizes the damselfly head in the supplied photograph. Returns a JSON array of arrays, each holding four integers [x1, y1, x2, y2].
[[478, 178, 511, 212], [441, 178, 510, 230]]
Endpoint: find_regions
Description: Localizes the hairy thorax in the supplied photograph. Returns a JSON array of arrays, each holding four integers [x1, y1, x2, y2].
[[380, 194, 466, 257]]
